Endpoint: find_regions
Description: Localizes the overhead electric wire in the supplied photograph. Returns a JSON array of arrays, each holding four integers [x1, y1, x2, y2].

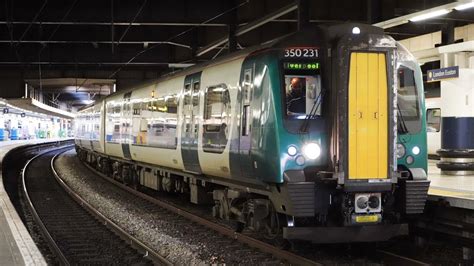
[[117, 0, 148, 45], [4, 0, 22, 63], [17, 0, 48, 44], [107, 0, 250, 79], [37, 0, 78, 96]]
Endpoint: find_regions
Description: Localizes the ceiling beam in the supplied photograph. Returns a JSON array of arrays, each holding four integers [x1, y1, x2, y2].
[[0, 61, 193, 67], [0, 21, 227, 27], [196, 2, 298, 57], [373, 0, 472, 29], [0, 40, 192, 49]]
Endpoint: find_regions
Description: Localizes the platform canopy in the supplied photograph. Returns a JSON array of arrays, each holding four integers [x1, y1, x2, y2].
[[1, 98, 75, 120], [24, 78, 115, 108]]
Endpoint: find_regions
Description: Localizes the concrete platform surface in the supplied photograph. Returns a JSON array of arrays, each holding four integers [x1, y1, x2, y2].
[[428, 160, 474, 210], [0, 138, 69, 265]]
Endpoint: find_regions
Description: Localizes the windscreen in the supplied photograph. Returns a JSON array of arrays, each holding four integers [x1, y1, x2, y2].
[[282, 62, 322, 119], [397, 66, 420, 120], [397, 65, 422, 133]]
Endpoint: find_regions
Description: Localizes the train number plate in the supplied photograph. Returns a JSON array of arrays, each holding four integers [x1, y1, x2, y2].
[[355, 215, 378, 223]]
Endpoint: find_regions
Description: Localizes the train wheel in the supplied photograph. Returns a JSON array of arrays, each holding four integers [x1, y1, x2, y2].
[[264, 206, 282, 239]]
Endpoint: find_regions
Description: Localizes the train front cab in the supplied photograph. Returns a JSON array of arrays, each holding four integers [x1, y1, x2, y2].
[[277, 25, 430, 243]]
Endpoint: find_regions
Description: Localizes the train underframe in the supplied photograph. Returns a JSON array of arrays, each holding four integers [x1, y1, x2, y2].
[[76, 146, 429, 243]]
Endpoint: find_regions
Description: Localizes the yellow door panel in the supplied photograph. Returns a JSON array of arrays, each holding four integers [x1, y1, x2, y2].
[[348, 54, 358, 179], [348, 52, 388, 180], [377, 54, 388, 179], [356, 53, 368, 178]]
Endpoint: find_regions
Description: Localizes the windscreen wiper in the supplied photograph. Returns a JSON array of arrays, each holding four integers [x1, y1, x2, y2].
[[299, 89, 324, 133], [397, 104, 409, 134]]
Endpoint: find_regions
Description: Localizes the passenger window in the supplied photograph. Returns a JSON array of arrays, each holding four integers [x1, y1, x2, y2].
[[106, 103, 122, 142], [146, 94, 178, 149], [203, 84, 231, 153], [426, 108, 441, 132]]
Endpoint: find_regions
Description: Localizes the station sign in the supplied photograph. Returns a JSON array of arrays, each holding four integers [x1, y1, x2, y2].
[[427, 66, 459, 82]]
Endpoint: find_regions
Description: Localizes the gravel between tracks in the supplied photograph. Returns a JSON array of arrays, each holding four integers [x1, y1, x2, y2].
[[54, 150, 268, 265]]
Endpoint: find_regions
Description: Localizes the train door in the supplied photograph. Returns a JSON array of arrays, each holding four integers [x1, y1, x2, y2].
[[181, 73, 202, 174], [122, 92, 132, 160], [348, 52, 388, 180], [238, 66, 255, 178]]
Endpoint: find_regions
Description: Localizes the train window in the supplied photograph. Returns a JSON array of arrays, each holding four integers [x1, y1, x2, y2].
[[193, 82, 200, 107], [397, 65, 421, 133], [184, 84, 191, 105], [397, 67, 419, 120], [203, 84, 231, 153], [106, 102, 122, 143], [283, 64, 322, 119], [243, 69, 252, 104], [144, 94, 178, 149], [426, 108, 441, 132], [242, 68, 252, 136]]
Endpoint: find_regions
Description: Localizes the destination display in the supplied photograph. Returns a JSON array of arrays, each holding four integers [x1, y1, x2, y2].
[[283, 62, 320, 70]]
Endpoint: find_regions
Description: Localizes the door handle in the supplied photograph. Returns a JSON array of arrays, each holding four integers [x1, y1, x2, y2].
[[358, 111, 363, 119], [374, 112, 379, 119]]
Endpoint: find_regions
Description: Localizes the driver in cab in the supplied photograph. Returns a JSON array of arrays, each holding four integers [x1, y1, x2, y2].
[[287, 77, 306, 114]]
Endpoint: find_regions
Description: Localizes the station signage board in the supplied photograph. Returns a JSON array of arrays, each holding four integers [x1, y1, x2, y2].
[[427, 66, 459, 82]]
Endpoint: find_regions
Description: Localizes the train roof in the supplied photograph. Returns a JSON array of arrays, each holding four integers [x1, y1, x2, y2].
[[81, 23, 387, 111]]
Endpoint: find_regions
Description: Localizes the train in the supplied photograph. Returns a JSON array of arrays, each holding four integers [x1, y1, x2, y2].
[[426, 97, 441, 157], [74, 23, 430, 243]]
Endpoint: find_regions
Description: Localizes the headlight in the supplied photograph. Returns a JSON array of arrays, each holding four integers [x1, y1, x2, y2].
[[396, 143, 406, 159], [412, 146, 420, 155], [302, 143, 321, 160], [295, 155, 305, 166], [287, 146, 297, 156]]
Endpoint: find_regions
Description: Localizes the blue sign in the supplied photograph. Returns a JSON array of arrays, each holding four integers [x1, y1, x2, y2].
[[427, 66, 459, 82]]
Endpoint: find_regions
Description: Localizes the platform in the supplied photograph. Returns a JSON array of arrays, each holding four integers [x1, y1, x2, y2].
[[0, 139, 68, 265], [428, 160, 474, 210]]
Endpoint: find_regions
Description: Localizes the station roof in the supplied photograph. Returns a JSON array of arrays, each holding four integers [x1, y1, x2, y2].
[[3, 0, 474, 70], [0, 0, 473, 108]]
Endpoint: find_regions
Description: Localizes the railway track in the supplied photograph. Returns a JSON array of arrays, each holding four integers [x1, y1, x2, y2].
[[21, 147, 170, 265], [413, 199, 474, 262], [71, 150, 428, 265]]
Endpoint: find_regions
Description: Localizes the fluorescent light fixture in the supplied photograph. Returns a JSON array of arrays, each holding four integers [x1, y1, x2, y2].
[[410, 9, 450, 22], [455, 2, 474, 10]]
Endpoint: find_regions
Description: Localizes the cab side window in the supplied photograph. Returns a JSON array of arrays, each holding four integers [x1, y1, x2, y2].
[[426, 108, 441, 132], [203, 84, 231, 153]]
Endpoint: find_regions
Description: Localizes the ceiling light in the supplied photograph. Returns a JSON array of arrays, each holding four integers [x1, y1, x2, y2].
[[455, 2, 474, 10], [410, 9, 450, 22]]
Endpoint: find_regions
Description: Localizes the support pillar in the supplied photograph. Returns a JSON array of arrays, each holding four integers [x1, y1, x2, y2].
[[437, 52, 474, 174], [441, 20, 455, 46]]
